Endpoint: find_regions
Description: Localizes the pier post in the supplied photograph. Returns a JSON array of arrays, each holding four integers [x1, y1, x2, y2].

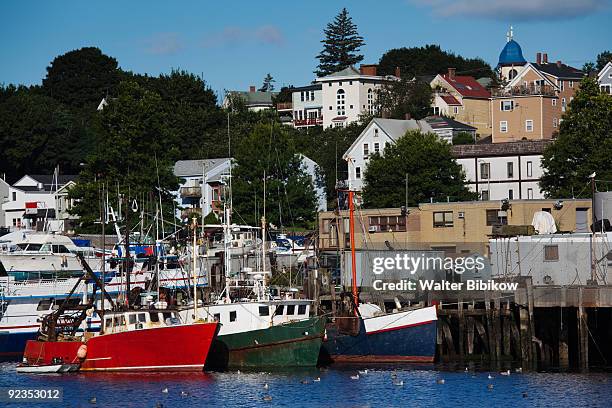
[[458, 296, 465, 361], [577, 288, 589, 371], [493, 293, 502, 362], [466, 302, 475, 356], [485, 292, 495, 362]]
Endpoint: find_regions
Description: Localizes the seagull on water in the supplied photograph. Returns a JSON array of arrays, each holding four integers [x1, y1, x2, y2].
[[500, 370, 511, 376], [350, 374, 360, 380], [161, 388, 168, 394]]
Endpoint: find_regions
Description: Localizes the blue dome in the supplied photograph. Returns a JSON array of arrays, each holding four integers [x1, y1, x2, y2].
[[498, 40, 527, 66]]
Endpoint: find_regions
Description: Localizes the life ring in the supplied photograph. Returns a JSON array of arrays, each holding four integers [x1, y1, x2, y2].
[[77, 344, 88, 359]]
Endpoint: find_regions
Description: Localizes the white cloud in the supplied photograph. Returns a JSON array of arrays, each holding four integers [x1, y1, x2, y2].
[[145, 32, 183, 55], [411, 0, 608, 21], [201, 25, 285, 48]]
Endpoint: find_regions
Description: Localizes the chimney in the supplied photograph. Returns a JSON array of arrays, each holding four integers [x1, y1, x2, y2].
[[404, 112, 412, 120], [395, 66, 401, 78], [543, 53, 548, 64], [249, 85, 256, 92], [447, 68, 456, 80], [556, 60, 562, 68], [536, 52, 542, 64], [359, 64, 377, 76]]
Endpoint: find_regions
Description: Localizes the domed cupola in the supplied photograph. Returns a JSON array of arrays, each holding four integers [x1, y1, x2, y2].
[[497, 26, 527, 67]]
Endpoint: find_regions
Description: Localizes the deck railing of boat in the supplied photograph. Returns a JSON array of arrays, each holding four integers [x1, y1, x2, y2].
[[10, 278, 74, 287]]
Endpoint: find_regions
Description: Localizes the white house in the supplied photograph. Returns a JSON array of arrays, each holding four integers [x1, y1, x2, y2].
[[597, 61, 612, 95], [315, 65, 397, 129], [223, 86, 278, 112], [451, 140, 551, 201], [290, 84, 323, 128], [342, 118, 434, 191], [0, 174, 78, 232]]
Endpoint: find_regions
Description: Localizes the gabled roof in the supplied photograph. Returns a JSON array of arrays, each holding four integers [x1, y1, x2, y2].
[[227, 91, 278, 106], [439, 74, 491, 98], [506, 62, 557, 89], [174, 158, 232, 178], [440, 94, 461, 105], [425, 116, 476, 131], [343, 118, 434, 160], [597, 61, 612, 82], [532, 62, 584, 79], [292, 83, 322, 92], [28, 175, 78, 186], [326, 66, 360, 77]]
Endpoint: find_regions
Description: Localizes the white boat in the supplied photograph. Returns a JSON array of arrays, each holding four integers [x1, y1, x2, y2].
[[16, 363, 80, 373]]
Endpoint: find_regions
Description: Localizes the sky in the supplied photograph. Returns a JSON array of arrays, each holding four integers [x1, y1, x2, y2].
[[1, 1, 611, 100]]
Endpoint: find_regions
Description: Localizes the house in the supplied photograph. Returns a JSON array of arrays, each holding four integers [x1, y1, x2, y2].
[[290, 84, 323, 128], [451, 140, 551, 201], [1, 174, 78, 232], [223, 86, 278, 111], [0, 177, 9, 230], [424, 116, 477, 143], [430, 68, 492, 136], [174, 156, 327, 220], [315, 65, 397, 129], [342, 118, 434, 191], [597, 61, 612, 95]]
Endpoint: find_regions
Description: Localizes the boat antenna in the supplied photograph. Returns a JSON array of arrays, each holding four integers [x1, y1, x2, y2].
[[348, 189, 359, 316], [261, 170, 267, 300], [124, 193, 131, 308], [154, 153, 166, 239], [228, 112, 233, 214], [192, 216, 199, 318]]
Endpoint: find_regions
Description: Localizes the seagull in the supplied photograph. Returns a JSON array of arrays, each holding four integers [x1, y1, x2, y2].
[[436, 379, 445, 384], [263, 395, 273, 402], [488, 374, 494, 379], [161, 388, 168, 394], [589, 172, 597, 179], [358, 369, 368, 375], [263, 383, 269, 390], [313, 377, 321, 382], [464, 367, 469, 372], [500, 370, 511, 376], [89, 397, 97, 404], [350, 374, 360, 380], [515, 367, 523, 373], [180, 391, 189, 397], [393, 380, 404, 386]]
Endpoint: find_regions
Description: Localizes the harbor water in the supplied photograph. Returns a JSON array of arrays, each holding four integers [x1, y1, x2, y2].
[[0, 363, 610, 407]]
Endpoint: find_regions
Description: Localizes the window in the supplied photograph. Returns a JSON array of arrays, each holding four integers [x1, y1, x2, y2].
[[374, 128, 379, 137], [569, 80, 574, 88], [298, 305, 307, 315], [300, 92, 305, 102], [561, 98, 566, 112], [527, 161, 533, 177], [433, 211, 453, 228], [525, 120, 533, 132], [481, 190, 490, 201], [500, 100, 514, 111], [486, 209, 508, 226], [214, 313, 220, 322], [129, 314, 137, 325], [507, 162, 514, 178], [37, 299, 53, 311], [558, 79, 564, 91], [286, 305, 295, 315], [553, 118, 558, 128], [339, 82, 342, 86], [259, 306, 269, 316], [602, 85, 612, 94], [508, 189, 514, 200], [105, 318, 112, 329], [544, 245, 559, 261], [350, 105, 353, 109], [310, 91, 315, 100], [349, 81, 352, 85], [480, 162, 490, 180], [369, 216, 406, 232], [499, 121, 508, 133], [453, 106, 459, 114], [275, 305, 284, 315], [355, 167, 361, 179], [336, 89, 346, 115], [374, 142, 380, 153], [552, 99, 557, 106], [363, 143, 369, 157], [229, 311, 237, 322], [527, 188, 534, 199], [508, 69, 518, 80], [138, 313, 146, 322], [12, 192, 16, 201], [367, 89, 374, 114], [150, 312, 159, 322]]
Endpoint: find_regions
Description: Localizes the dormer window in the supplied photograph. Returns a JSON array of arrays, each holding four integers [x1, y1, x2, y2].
[[374, 128, 379, 137]]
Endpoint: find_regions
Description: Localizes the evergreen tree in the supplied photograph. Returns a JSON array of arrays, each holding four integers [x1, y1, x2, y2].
[[596, 50, 612, 71], [259, 73, 275, 92], [540, 78, 612, 198], [362, 130, 476, 208], [315, 8, 365, 77]]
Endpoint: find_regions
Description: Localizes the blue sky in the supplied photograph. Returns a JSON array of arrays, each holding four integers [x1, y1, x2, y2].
[[1, 1, 611, 100]]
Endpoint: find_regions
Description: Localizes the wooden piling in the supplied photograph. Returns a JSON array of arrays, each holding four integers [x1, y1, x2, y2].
[[577, 288, 589, 371], [457, 296, 464, 361]]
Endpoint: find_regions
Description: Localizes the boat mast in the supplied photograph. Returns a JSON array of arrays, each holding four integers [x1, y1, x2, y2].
[[261, 170, 267, 301], [348, 190, 358, 314], [124, 194, 131, 308], [192, 216, 198, 318], [223, 203, 231, 304]]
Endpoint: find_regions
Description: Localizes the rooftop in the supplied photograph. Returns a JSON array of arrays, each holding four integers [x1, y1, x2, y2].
[[498, 39, 527, 66], [425, 116, 476, 131], [451, 140, 552, 158], [440, 74, 491, 99], [533, 62, 584, 79], [174, 158, 231, 178]]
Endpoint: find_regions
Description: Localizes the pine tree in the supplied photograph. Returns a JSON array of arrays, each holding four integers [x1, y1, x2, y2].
[[315, 8, 365, 77], [258, 73, 275, 92]]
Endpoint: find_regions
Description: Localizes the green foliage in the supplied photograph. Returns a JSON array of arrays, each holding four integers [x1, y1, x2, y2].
[[203, 211, 220, 224], [272, 86, 294, 104], [69, 81, 180, 230], [259, 74, 275, 92], [540, 77, 612, 198], [582, 61, 596, 75], [315, 8, 365, 77], [596, 51, 612, 71], [378, 45, 494, 79], [231, 124, 317, 229], [376, 77, 433, 120], [42, 47, 122, 110], [452, 132, 475, 145], [362, 130, 476, 208]]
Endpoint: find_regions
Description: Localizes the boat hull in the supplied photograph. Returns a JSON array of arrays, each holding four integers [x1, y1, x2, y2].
[[322, 306, 437, 363], [22, 322, 218, 372], [206, 316, 326, 370]]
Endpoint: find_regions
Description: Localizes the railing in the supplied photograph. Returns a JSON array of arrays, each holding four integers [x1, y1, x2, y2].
[[276, 102, 293, 111], [180, 186, 202, 197], [294, 118, 323, 127], [492, 84, 556, 97], [181, 208, 202, 219]]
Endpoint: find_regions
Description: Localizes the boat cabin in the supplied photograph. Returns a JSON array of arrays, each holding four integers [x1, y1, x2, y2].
[[102, 310, 182, 334]]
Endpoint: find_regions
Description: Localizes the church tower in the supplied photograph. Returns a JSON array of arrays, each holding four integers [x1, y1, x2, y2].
[[497, 26, 527, 82]]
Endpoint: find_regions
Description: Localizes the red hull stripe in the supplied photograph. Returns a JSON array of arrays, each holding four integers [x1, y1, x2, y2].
[[366, 319, 436, 336], [331, 355, 434, 363]]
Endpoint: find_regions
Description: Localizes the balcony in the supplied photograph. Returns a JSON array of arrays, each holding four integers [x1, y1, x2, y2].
[[180, 186, 202, 198], [276, 102, 293, 111], [492, 84, 556, 97], [294, 118, 323, 127]]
